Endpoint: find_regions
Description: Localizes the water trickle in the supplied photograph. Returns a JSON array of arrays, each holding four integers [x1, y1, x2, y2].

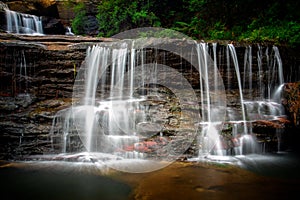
[[256, 44, 264, 99], [212, 43, 219, 93], [243, 45, 252, 92], [50, 108, 76, 153], [18, 50, 28, 93]]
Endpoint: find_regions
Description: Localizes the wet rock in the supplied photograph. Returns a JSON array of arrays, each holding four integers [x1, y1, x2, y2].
[[0, 98, 17, 111], [136, 122, 163, 137], [282, 82, 300, 127], [0, 94, 36, 112], [0, 121, 24, 135]]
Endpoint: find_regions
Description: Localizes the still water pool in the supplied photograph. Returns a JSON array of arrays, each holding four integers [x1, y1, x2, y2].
[[1, 153, 300, 200]]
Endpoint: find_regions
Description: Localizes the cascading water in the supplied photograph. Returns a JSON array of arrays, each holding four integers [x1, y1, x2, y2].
[[49, 31, 287, 170], [4, 6, 43, 35], [234, 45, 284, 155], [195, 43, 286, 160], [50, 36, 229, 172]]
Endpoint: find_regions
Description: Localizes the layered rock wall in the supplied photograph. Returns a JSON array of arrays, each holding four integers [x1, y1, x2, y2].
[[0, 34, 112, 158], [0, 33, 299, 159]]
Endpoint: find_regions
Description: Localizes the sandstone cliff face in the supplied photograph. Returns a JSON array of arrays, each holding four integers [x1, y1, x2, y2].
[[5, 0, 57, 15]]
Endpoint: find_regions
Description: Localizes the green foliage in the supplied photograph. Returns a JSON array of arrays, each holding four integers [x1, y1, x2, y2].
[[208, 22, 232, 40], [97, 0, 161, 37], [71, 2, 88, 35], [68, 0, 300, 47], [175, 0, 300, 46], [239, 20, 300, 46]]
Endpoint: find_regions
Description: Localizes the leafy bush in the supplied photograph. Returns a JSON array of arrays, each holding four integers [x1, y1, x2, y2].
[[238, 20, 300, 46], [71, 2, 88, 35]]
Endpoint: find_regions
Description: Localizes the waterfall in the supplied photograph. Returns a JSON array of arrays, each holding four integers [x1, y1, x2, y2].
[[49, 37, 286, 165], [4, 8, 43, 35]]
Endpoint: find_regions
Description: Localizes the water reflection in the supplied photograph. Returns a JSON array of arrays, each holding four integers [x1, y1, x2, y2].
[[0, 161, 131, 200], [1, 153, 300, 200]]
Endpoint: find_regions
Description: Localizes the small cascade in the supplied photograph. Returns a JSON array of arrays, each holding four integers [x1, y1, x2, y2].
[[197, 43, 286, 159], [4, 7, 43, 35], [65, 26, 75, 36], [234, 45, 284, 155], [241, 45, 285, 123], [266, 46, 284, 99]]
